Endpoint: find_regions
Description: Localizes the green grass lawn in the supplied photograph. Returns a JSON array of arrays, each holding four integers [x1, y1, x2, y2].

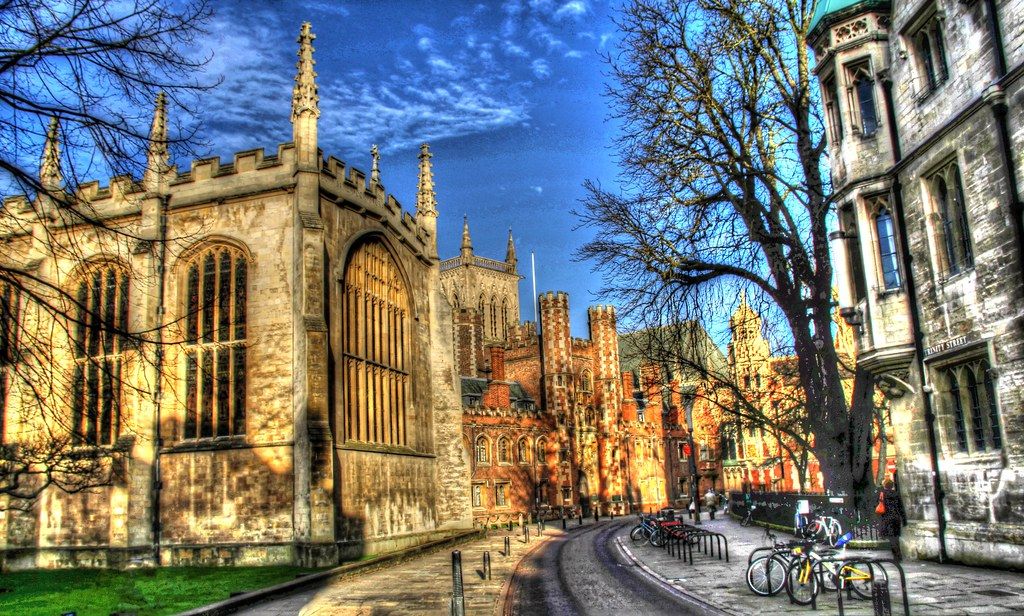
[[0, 565, 325, 616]]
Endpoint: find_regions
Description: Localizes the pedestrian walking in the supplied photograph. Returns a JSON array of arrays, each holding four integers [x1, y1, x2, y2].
[[876, 478, 907, 561]]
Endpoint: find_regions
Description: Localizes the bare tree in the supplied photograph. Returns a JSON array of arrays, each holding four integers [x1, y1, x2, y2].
[[578, 0, 878, 506], [0, 0, 213, 509]]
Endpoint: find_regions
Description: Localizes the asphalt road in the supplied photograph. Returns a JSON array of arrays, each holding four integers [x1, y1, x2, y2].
[[504, 519, 726, 615]]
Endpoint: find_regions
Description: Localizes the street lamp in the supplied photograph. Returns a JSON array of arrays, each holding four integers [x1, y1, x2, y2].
[[682, 391, 702, 524]]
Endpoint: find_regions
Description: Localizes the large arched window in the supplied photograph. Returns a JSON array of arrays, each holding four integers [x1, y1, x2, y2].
[[498, 436, 510, 464], [536, 437, 547, 465], [71, 264, 130, 445], [182, 245, 247, 439], [343, 238, 409, 446]]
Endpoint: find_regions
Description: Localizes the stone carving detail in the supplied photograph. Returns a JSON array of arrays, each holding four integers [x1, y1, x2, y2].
[[834, 18, 869, 44]]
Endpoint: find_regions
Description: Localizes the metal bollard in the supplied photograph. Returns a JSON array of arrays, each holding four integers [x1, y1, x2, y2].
[[562, 515, 567, 530], [872, 580, 892, 616], [451, 550, 465, 616], [524, 526, 530, 543], [594, 508, 599, 523], [578, 512, 583, 526], [483, 551, 492, 580], [504, 535, 511, 556]]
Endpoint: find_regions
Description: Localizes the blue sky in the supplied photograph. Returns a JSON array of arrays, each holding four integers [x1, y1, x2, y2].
[[195, 0, 624, 336]]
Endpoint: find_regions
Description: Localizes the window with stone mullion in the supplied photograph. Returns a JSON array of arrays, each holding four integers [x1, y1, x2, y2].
[[182, 247, 247, 440], [71, 266, 129, 446]]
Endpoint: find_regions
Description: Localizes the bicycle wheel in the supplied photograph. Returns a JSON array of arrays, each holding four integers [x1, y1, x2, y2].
[[806, 520, 825, 543], [844, 561, 888, 600], [747, 554, 787, 597], [817, 561, 839, 593], [629, 525, 649, 546], [786, 557, 819, 606], [826, 520, 843, 547], [650, 527, 667, 547]]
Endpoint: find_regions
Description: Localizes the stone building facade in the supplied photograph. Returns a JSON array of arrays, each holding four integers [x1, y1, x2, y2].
[[811, 0, 1024, 567], [0, 23, 471, 570]]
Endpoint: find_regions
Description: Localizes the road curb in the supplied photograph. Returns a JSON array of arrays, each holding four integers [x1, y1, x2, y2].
[[177, 529, 482, 616], [616, 537, 741, 616], [494, 527, 562, 616]]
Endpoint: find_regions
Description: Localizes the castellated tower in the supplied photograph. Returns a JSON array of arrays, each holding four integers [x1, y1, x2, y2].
[[539, 291, 572, 416], [589, 306, 624, 503]]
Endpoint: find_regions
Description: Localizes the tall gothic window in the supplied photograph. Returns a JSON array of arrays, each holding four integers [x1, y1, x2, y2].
[[847, 63, 878, 136], [871, 197, 901, 290], [536, 437, 547, 464], [517, 437, 529, 464], [71, 264, 129, 445], [501, 299, 509, 339], [822, 74, 843, 144], [182, 245, 247, 439], [942, 359, 1002, 454], [489, 296, 497, 338], [912, 14, 949, 96], [475, 435, 490, 464], [343, 239, 409, 446], [931, 163, 973, 277], [498, 437, 510, 463], [0, 283, 21, 443]]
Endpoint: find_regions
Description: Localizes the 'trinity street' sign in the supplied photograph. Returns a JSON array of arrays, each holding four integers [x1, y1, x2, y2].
[[924, 332, 981, 358]]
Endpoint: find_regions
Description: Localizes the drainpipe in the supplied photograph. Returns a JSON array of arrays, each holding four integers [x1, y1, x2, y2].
[[982, 0, 1024, 286], [880, 73, 948, 562], [151, 194, 168, 565]]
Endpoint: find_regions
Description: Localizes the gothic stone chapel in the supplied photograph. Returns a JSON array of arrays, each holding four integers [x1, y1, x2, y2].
[[0, 23, 472, 569]]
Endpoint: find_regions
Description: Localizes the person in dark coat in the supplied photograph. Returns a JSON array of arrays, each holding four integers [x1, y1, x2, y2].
[[877, 478, 908, 561]]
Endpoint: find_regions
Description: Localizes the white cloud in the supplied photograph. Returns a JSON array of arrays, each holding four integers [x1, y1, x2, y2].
[[564, 50, 583, 59], [502, 41, 530, 57], [599, 32, 613, 48], [192, 3, 533, 164], [428, 56, 458, 75], [531, 59, 551, 79], [530, 185, 543, 194], [554, 1, 587, 20]]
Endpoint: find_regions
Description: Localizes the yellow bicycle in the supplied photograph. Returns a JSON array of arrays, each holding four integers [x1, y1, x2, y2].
[[785, 533, 887, 605]]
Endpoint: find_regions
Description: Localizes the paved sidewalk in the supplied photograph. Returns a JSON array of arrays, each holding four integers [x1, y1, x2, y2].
[[621, 513, 1024, 615], [233, 517, 601, 615]]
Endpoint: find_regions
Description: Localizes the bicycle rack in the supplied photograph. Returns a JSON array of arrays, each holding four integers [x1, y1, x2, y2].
[[834, 557, 909, 616]]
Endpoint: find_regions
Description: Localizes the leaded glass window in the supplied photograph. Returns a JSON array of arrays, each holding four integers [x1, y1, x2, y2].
[[182, 245, 247, 439], [71, 265, 129, 445], [342, 239, 409, 446]]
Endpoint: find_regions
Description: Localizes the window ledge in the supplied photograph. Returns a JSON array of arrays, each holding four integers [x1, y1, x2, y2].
[[943, 450, 1004, 468], [339, 441, 436, 458], [164, 435, 247, 453], [876, 287, 904, 299]]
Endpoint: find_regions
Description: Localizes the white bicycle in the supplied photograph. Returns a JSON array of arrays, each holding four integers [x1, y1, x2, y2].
[[803, 508, 844, 547]]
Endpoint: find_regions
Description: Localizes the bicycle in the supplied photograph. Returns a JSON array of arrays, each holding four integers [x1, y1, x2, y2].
[[745, 531, 806, 597], [740, 503, 756, 527], [785, 532, 887, 605], [629, 514, 667, 547], [803, 507, 844, 547]]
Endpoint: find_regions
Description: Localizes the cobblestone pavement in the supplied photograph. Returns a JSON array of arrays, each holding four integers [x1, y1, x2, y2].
[[236, 518, 600, 615], [618, 512, 1024, 615]]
